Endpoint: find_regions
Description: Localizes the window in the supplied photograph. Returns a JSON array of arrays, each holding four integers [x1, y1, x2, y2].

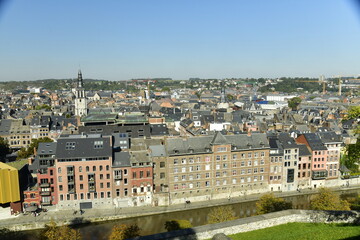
[[248, 153, 252, 158], [140, 171, 144, 178], [160, 162, 165, 168], [261, 152, 265, 157], [205, 181, 210, 187], [94, 141, 103, 149], [174, 167, 179, 173], [79, 175, 83, 181], [58, 176, 62, 182], [217, 147, 226, 152], [133, 172, 137, 178], [232, 154, 237, 160], [216, 155, 221, 161], [80, 184, 83, 190], [100, 183, 104, 188], [58, 167, 62, 174], [79, 166, 82, 172], [182, 167, 186, 173], [93, 166, 96, 172], [248, 161, 252, 166], [65, 142, 76, 150], [182, 175, 186, 181], [174, 159, 179, 165], [59, 185, 63, 191], [232, 170, 237, 176], [174, 184, 179, 190], [106, 165, 110, 171], [86, 166, 89, 172], [174, 176, 179, 182], [181, 158, 186, 164], [160, 172, 165, 179], [222, 155, 227, 160], [205, 173, 210, 178]]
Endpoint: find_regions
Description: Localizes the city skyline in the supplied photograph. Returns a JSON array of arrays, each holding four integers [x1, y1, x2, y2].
[[1, 0, 360, 81]]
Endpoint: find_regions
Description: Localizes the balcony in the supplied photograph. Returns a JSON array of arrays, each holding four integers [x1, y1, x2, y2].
[[40, 182, 50, 188], [114, 175, 122, 180], [67, 171, 74, 176], [40, 191, 51, 196], [89, 186, 96, 192], [68, 188, 76, 194], [88, 178, 95, 183]]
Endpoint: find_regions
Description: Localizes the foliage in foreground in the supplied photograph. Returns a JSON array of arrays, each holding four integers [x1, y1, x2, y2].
[[108, 224, 140, 240], [229, 222, 360, 240], [256, 193, 292, 215], [207, 206, 236, 224], [164, 219, 192, 232], [42, 221, 81, 240], [0, 228, 26, 240], [310, 188, 350, 211]]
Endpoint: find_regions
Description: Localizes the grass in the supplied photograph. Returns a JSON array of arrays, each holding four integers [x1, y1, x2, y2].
[[5, 159, 28, 170], [228, 222, 360, 240]]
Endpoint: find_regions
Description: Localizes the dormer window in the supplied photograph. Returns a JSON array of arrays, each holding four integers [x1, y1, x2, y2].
[[174, 149, 179, 154], [189, 149, 194, 154], [205, 148, 210, 153]]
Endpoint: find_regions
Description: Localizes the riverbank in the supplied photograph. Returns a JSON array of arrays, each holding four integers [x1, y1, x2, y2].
[[1, 185, 359, 232]]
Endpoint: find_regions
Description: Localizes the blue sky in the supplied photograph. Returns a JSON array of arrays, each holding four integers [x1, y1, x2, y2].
[[1, 0, 360, 81]]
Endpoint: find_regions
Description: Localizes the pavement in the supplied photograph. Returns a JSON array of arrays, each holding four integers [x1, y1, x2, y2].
[[0, 185, 359, 230]]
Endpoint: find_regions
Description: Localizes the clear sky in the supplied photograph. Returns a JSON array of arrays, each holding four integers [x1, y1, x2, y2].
[[1, 0, 360, 81]]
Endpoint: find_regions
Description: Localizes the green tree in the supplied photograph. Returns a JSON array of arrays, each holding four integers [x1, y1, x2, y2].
[[42, 221, 81, 240], [310, 188, 350, 211], [195, 91, 202, 99], [207, 206, 236, 224], [17, 137, 53, 160], [226, 94, 235, 101], [161, 86, 171, 92], [344, 106, 360, 134], [109, 224, 140, 240], [0, 137, 10, 162], [164, 220, 192, 232], [256, 194, 292, 215], [342, 138, 360, 172], [287, 97, 302, 110]]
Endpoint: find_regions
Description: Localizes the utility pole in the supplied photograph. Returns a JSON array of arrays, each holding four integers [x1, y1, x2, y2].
[[338, 76, 342, 96]]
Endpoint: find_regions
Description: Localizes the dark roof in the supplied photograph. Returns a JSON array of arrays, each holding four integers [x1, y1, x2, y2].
[[211, 131, 228, 145], [302, 133, 327, 151], [298, 144, 311, 156], [56, 134, 112, 159], [113, 152, 131, 167], [278, 133, 298, 149]]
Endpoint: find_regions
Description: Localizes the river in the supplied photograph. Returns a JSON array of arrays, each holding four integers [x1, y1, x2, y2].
[[23, 189, 360, 240]]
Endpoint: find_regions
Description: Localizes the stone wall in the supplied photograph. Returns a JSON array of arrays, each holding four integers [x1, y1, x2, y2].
[[132, 210, 360, 240]]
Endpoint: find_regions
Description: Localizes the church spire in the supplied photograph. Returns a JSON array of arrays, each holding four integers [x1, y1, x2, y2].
[[77, 70, 83, 88]]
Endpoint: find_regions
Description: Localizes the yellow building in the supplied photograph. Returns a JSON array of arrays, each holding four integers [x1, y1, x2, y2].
[[0, 162, 20, 204]]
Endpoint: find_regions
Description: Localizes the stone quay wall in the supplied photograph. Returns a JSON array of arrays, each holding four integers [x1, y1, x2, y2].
[[132, 210, 360, 240]]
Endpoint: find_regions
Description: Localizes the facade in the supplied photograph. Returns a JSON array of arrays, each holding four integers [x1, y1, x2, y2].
[[25, 142, 58, 208], [317, 131, 342, 179], [152, 132, 270, 204], [74, 70, 88, 117], [55, 134, 113, 209], [0, 119, 31, 149], [296, 133, 328, 187], [297, 144, 312, 189]]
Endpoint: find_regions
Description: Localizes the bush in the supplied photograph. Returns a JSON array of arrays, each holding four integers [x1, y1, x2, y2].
[[310, 188, 350, 211], [207, 206, 236, 224], [164, 219, 192, 232], [109, 224, 140, 240], [256, 194, 292, 215]]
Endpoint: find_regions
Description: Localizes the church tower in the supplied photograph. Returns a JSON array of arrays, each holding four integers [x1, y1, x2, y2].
[[74, 70, 87, 117]]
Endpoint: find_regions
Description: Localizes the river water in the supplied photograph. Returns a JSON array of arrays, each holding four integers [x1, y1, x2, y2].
[[23, 189, 360, 240]]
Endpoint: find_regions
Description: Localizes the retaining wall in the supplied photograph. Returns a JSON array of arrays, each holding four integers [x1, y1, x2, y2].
[[132, 210, 360, 240]]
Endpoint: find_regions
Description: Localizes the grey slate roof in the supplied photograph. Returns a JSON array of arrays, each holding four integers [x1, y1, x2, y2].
[[149, 145, 166, 157], [298, 144, 311, 156], [113, 152, 131, 167], [302, 133, 327, 151], [56, 134, 112, 159]]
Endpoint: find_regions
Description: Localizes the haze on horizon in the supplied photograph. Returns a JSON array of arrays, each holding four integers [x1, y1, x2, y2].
[[1, 0, 360, 82]]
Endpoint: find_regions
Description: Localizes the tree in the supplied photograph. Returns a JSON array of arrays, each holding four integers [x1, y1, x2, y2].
[[207, 206, 236, 224], [164, 219, 192, 232], [161, 86, 171, 92], [0, 137, 10, 162], [109, 224, 140, 240], [287, 97, 302, 110], [17, 137, 53, 160], [344, 106, 360, 134], [195, 91, 202, 99], [42, 221, 81, 240], [342, 138, 360, 172], [256, 194, 292, 215], [310, 188, 350, 211], [226, 94, 235, 101]]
